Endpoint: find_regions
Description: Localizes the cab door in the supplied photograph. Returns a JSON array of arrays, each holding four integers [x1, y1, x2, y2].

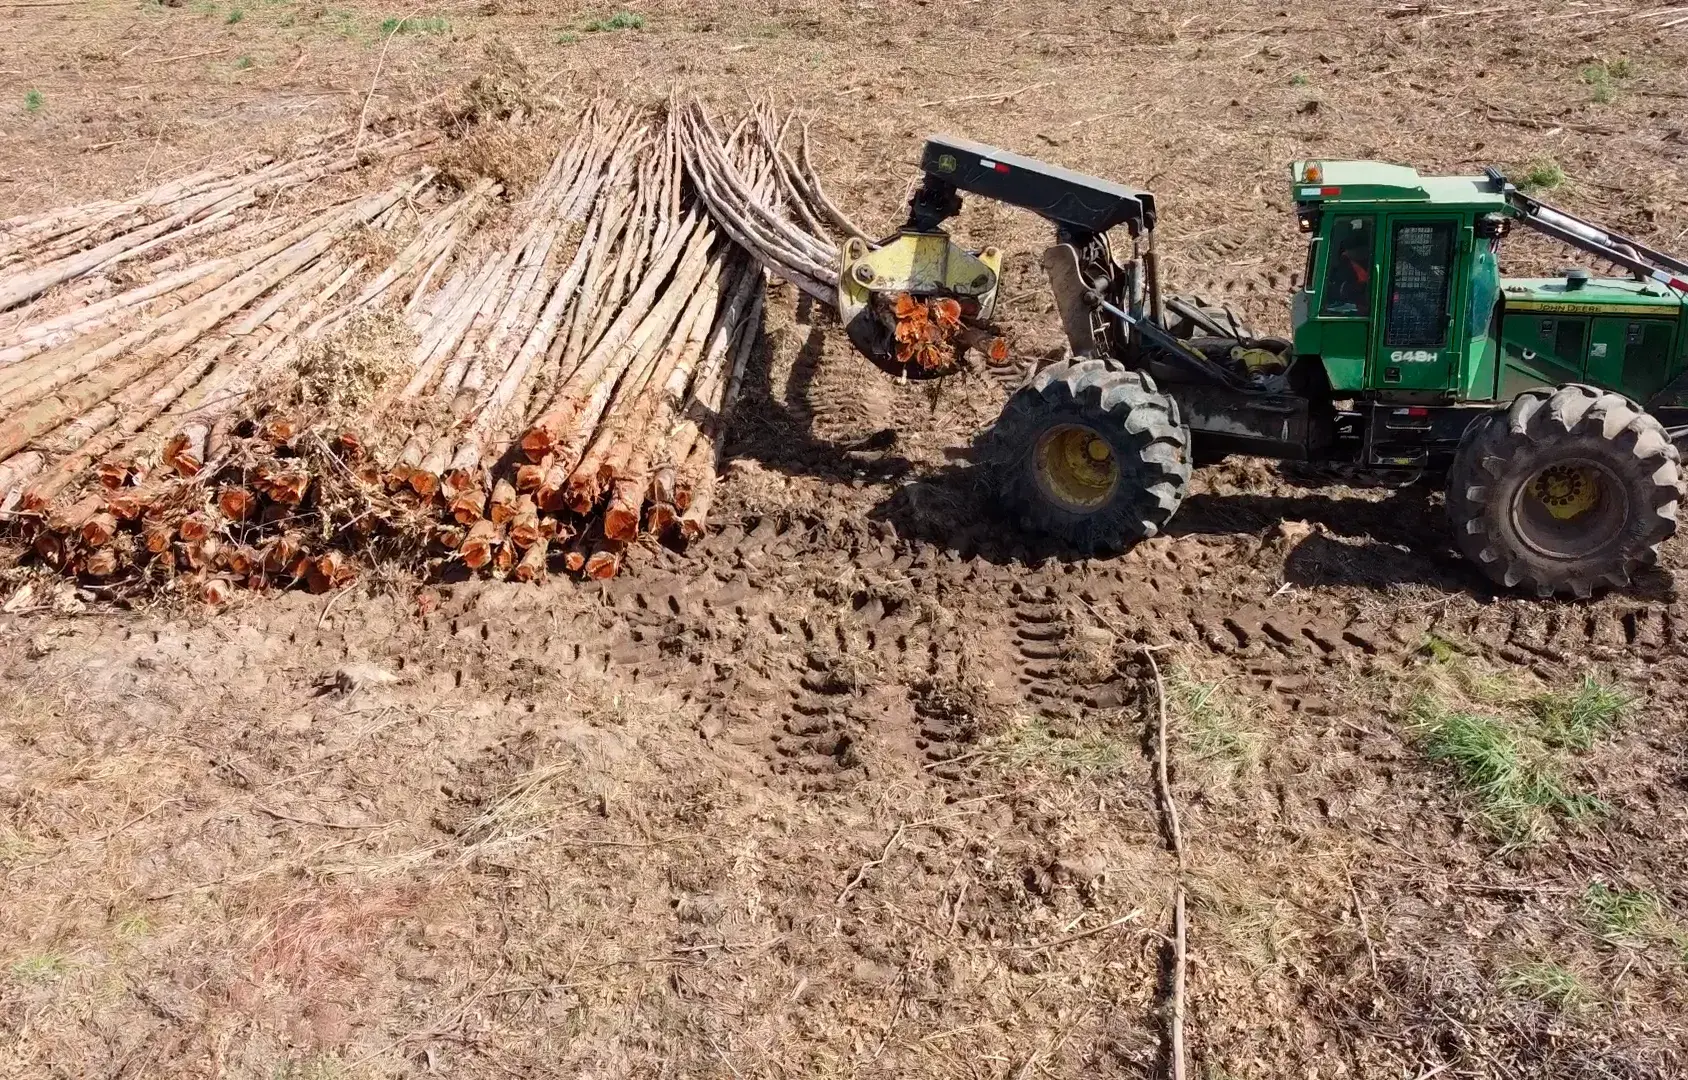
[[1304, 213, 1377, 392], [1368, 217, 1468, 391]]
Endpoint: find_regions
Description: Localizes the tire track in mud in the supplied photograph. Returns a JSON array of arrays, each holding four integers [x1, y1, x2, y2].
[[1009, 581, 1078, 719], [453, 525, 1684, 735], [800, 333, 897, 448]]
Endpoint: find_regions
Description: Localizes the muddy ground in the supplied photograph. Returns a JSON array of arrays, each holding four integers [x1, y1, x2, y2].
[[5, 1, 1688, 1078]]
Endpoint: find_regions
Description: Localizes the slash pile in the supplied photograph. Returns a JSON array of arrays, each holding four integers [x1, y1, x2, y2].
[[0, 97, 854, 598]]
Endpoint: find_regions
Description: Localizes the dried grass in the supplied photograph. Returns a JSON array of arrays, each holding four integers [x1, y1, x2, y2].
[[291, 308, 416, 416]]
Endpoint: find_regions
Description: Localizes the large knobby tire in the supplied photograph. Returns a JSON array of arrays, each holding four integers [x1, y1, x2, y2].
[[1447, 384, 1682, 598], [982, 359, 1191, 552]]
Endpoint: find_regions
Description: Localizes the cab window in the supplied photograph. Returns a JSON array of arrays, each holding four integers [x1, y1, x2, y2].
[[1384, 221, 1455, 348], [1319, 216, 1374, 318]]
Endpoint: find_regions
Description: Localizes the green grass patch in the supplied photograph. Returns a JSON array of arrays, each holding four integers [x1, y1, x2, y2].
[[226, 6, 244, 23], [1421, 631, 1464, 665], [1289, 73, 1310, 86], [380, 14, 449, 35], [1580, 60, 1631, 104], [324, 8, 359, 36], [1411, 695, 1602, 842], [581, 10, 644, 32], [24, 88, 43, 113], [235, 54, 254, 69], [9, 953, 69, 983], [1520, 160, 1565, 193], [1169, 670, 1257, 767], [991, 716, 1129, 777], [1584, 882, 1660, 942], [1500, 961, 1589, 1010], [555, 30, 580, 44], [1530, 675, 1630, 750]]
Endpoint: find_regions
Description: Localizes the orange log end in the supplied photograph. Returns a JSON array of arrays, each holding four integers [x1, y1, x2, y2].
[[408, 469, 441, 501], [96, 460, 131, 490], [316, 551, 356, 588], [178, 512, 213, 543], [226, 545, 257, 577], [441, 468, 476, 500], [460, 520, 499, 569], [515, 460, 549, 492], [603, 502, 640, 542], [450, 487, 486, 526], [584, 549, 620, 580], [513, 538, 548, 583], [218, 486, 257, 522], [645, 501, 677, 535], [261, 417, 297, 444], [107, 490, 145, 521], [488, 479, 518, 525], [261, 534, 300, 573], [81, 512, 118, 548], [142, 520, 174, 555], [269, 470, 311, 506]]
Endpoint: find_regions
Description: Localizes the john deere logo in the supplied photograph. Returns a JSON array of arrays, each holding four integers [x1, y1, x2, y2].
[[936, 154, 958, 173]]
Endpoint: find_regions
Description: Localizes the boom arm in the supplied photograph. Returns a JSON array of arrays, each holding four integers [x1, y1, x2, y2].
[[1489, 167, 1688, 293], [908, 135, 1157, 236]]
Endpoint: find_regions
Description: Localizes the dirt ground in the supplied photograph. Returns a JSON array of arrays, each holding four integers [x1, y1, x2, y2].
[[6, 2, 1688, 1078]]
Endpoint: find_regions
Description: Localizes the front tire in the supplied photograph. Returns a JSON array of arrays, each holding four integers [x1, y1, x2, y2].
[[1446, 384, 1681, 598], [982, 359, 1191, 552]]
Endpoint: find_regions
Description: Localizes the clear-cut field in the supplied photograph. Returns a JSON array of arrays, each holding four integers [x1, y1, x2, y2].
[[3, 3, 1688, 1078]]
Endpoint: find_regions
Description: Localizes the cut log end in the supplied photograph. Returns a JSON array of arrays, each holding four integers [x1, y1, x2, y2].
[[450, 487, 487, 526], [584, 547, 620, 580], [460, 519, 500, 568], [513, 537, 548, 582], [81, 511, 118, 548], [218, 486, 257, 521], [603, 500, 641, 542], [645, 501, 678, 535]]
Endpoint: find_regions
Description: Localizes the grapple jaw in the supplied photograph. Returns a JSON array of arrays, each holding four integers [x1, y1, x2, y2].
[[838, 231, 1007, 379]]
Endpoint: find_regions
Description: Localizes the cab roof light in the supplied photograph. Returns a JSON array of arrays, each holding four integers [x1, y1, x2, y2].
[[1302, 163, 1323, 184]]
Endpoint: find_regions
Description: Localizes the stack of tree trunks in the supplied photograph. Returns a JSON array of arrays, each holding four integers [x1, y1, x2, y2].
[[0, 98, 853, 600]]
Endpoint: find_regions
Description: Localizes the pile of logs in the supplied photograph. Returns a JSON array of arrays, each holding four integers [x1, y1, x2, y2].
[[0, 98, 852, 600]]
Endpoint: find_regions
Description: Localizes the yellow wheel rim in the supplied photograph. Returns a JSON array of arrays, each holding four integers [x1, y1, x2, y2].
[[1528, 463, 1602, 522], [1033, 424, 1119, 512]]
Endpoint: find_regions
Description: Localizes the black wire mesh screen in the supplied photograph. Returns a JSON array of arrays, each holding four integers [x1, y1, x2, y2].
[[1385, 222, 1453, 348]]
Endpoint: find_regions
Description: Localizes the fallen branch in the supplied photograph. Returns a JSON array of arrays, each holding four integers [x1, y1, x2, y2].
[[1142, 647, 1188, 1080]]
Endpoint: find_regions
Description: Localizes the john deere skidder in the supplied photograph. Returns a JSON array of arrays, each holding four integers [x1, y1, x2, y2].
[[841, 136, 1688, 597]]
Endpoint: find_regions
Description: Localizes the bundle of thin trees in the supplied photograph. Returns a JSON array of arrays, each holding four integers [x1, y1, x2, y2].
[[0, 98, 853, 599]]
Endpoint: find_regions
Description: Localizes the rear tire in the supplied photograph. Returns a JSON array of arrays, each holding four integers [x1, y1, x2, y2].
[[1446, 384, 1681, 598], [982, 359, 1191, 551]]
